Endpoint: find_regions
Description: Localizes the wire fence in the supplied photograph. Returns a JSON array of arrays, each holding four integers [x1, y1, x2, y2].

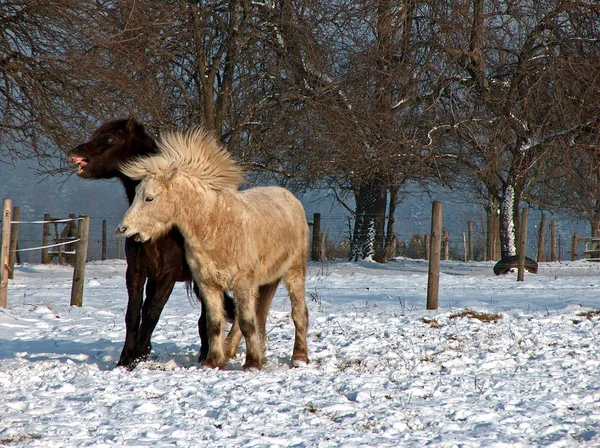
[[1, 207, 593, 263], [1, 200, 91, 307]]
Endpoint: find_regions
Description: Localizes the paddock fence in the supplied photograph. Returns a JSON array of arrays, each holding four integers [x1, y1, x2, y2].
[[0, 198, 90, 308], [2, 207, 593, 266], [2, 199, 595, 311]]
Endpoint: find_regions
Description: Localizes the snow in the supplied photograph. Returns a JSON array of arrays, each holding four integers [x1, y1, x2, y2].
[[1, 258, 600, 447]]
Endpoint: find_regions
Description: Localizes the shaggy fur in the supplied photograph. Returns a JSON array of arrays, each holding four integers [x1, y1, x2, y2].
[[118, 129, 310, 369]]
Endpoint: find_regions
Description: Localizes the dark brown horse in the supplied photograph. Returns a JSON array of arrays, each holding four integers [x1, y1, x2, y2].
[[69, 118, 278, 369]]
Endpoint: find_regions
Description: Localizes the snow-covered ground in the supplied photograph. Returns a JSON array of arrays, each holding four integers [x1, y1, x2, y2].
[[1, 258, 600, 447]]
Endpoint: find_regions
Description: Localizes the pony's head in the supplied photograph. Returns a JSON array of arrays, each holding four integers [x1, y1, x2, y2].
[[116, 171, 178, 242], [69, 117, 156, 179], [116, 126, 243, 243]]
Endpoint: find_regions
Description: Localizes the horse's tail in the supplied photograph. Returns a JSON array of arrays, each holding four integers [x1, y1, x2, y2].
[[185, 280, 200, 305]]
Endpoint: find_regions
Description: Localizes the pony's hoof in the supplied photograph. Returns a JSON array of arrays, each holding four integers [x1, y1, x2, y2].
[[292, 354, 309, 366], [292, 358, 309, 368], [243, 359, 263, 370], [201, 356, 226, 370]]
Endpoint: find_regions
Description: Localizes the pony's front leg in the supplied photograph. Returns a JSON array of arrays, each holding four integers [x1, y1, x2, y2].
[[201, 284, 227, 369], [235, 286, 263, 370]]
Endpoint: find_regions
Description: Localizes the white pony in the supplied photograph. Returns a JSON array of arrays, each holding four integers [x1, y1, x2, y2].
[[116, 128, 309, 369]]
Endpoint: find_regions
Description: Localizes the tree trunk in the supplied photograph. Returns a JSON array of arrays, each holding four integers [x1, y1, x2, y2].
[[591, 206, 600, 238], [349, 179, 387, 261], [385, 185, 399, 249], [374, 185, 399, 263], [499, 185, 517, 258], [486, 196, 501, 260]]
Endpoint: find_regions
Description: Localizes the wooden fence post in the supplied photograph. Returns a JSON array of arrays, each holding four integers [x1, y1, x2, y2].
[[102, 219, 107, 261], [443, 231, 449, 260], [572, 233, 578, 261], [550, 220, 557, 262], [311, 213, 321, 262], [1, 199, 13, 308], [467, 220, 473, 261], [71, 215, 90, 307], [537, 213, 546, 262], [517, 207, 529, 282], [41, 213, 51, 264], [463, 232, 467, 262], [427, 201, 442, 310], [424, 234, 430, 261], [9, 206, 20, 279], [558, 234, 562, 262]]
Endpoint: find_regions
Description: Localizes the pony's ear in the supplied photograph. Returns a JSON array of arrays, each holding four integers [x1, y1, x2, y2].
[[164, 167, 178, 181]]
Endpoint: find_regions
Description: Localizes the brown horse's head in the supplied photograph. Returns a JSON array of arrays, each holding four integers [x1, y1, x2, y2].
[[68, 117, 157, 180]]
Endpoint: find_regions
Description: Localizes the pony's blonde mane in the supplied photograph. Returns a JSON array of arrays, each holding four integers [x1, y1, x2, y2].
[[121, 127, 243, 191]]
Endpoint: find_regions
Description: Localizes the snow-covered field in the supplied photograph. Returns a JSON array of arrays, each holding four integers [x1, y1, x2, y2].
[[1, 258, 600, 447]]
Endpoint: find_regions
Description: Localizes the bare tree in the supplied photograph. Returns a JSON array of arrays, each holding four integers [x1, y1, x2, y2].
[[0, 0, 105, 164], [429, 0, 600, 259], [245, 1, 440, 261]]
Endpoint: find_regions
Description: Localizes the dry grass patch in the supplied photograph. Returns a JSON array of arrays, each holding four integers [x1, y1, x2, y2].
[[1, 434, 41, 445], [421, 317, 441, 328], [448, 309, 502, 323], [576, 309, 600, 320]]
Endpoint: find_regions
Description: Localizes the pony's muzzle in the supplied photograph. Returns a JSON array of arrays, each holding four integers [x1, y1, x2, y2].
[[116, 225, 146, 242]]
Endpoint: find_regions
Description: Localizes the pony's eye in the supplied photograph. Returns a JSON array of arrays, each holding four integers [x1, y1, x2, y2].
[[108, 137, 115, 144], [145, 197, 154, 203]]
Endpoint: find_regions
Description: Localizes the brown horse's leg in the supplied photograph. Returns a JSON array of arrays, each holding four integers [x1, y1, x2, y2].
[[284, 261, 310, 365], [235, 286, 263, 370], [118, 264, 146, 369], [222, 280, 280, 361], [200, 284, 227, 369], [197, 306, 209, 362], [136, 277, 176, 360]]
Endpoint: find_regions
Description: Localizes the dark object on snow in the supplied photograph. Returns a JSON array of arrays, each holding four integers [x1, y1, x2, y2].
[[493, 255, 538, 275], [68, 118, 257, 369]]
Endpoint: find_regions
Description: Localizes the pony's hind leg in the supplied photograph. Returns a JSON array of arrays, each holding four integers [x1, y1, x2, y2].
[[284, 262, 310, 365], [200, 284, 228, 369], [235, 286, 263, 369], [222, 280, 279, 360], [256, 280, 280, 349], [223, 320, 242, 360]]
